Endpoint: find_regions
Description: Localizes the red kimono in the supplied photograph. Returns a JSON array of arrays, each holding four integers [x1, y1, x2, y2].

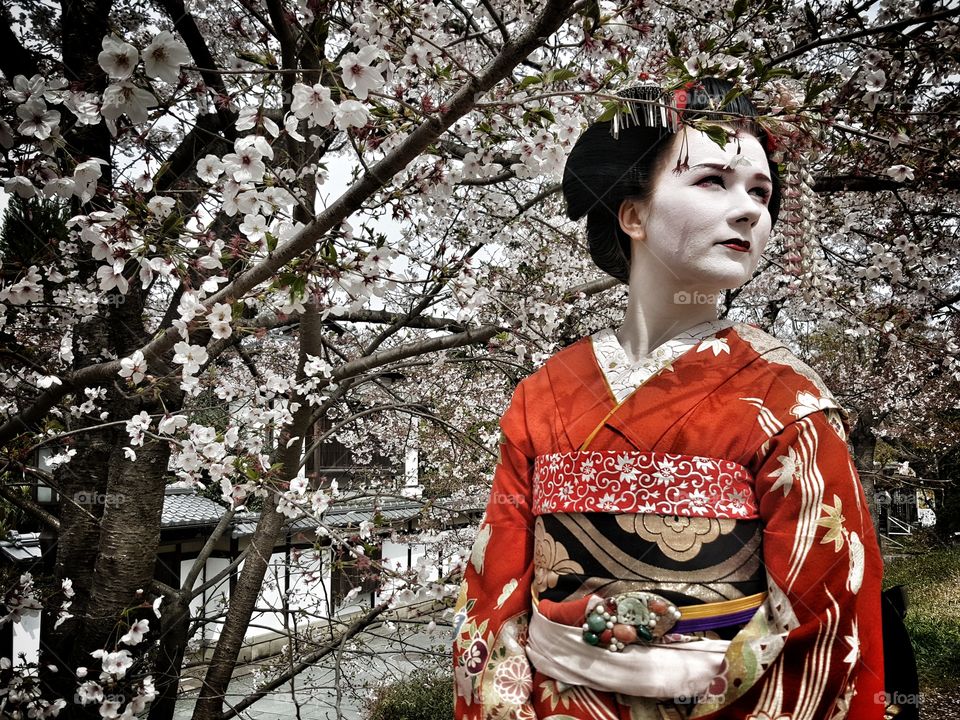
[[452, 320, 884, 720]]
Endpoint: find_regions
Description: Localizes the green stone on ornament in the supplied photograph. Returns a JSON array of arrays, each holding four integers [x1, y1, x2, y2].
[[637, 625, 653, 641], [586, 614, 607, 633], [583, 631, 600, 645]]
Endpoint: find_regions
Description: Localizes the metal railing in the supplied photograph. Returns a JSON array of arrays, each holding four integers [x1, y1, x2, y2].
[[886, 516, 914, 536]]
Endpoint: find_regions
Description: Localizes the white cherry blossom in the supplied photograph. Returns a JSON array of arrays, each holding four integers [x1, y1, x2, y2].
[[120, 618, 150, 645], [884, 164, 915, 182], [16, 98, 60, 140], [0, 265, 43, 305], [76, 681, 104, 705], [339, 45, 384, 100], [158, 414, 188, 434], [147, 195, 175, 218], [235, 105, 259, 132], [96, 259, 129, 294], [125, 411, 151, 446], [334, 99, 369, 130], [4, 74, 46, 103], [291, 82, 336, 126], [119, 350, 148, 384], [222, 143, 265, 183], [143, 31, 190, 84], [239, 213, 268, 242], [4, 176, 36, 198], [196, 154, 225, 183], [173, 341, 209, 375], [98, 35, 139, 80], [90, 648, 133, 678], [101, 81, 156, 134], [64, 90, 101, 125], [208, 302, 233, 339], [284, 113, 305, 141], [863, 68, 886, 92]]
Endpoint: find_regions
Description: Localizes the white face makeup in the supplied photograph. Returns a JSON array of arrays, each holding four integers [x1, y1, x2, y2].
[[623, 127, 774, 293]]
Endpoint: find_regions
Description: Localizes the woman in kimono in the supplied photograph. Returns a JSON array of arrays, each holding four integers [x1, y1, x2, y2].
[[452, 78, 885, 720]]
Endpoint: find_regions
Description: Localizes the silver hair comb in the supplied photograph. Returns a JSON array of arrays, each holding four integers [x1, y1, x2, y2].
[[610, 83, 682, 138]]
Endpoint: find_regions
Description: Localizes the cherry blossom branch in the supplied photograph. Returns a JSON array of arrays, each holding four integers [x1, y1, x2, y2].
[[768, 6, 960, 66], [0, 0, 581, 447], [219, 600, 391, 720], [0, 483, 60, 531], [478, 0, 512, 43]]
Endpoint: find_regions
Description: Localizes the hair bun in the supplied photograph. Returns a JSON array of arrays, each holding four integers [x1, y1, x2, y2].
[[562, 123, 667, 221]]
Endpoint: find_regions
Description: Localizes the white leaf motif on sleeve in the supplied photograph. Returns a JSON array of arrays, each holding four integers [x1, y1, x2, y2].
[[496, 579, 518, 609], [696, 337, 730, 356], [847, 531, 864, 593], [790, 390, 835, 420], [470, 523, 492, 575], [768, 447, 800, 496]]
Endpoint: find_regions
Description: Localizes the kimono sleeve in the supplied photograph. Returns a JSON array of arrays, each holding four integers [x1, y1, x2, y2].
[[731, 409, 886, 719], [452, 379, 538, 720]]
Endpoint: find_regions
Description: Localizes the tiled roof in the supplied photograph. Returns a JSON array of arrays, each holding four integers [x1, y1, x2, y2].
[[161, 486, 425, 538], [161, 486, 228, 529], [231, 500, 424, 538]]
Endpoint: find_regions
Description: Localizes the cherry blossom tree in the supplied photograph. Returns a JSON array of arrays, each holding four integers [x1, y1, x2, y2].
[[1, 0, 959, 719]]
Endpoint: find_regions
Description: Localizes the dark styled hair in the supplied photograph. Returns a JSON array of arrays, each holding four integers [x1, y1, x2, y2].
[[562, 78, 782, 284]]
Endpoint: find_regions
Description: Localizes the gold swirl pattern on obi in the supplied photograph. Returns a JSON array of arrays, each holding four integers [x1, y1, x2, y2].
[[532, 450, 756, 519]]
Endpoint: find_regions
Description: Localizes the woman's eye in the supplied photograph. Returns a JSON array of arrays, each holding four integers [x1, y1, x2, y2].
[[697, 175, 724, 187], [750, 187, 771, 202]]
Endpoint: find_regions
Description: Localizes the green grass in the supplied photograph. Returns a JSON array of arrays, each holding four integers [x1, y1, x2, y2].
[[884, 545, 960, 689], [366, 668, 453, 720]]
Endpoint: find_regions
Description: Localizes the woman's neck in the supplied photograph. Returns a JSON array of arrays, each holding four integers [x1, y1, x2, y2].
[[616, 262, 719, 363]]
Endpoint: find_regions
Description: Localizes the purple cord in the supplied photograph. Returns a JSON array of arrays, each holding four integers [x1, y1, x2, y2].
[[672, 606, 759, 634]]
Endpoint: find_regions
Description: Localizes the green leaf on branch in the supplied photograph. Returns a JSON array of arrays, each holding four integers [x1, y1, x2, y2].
[[596, 98, 623, 123], [719, 87, 743, 112], [518, 75, 542, 89], [668, 30, 680, 56], [700, 122, 731, 149], [544, 68, 577, 85], [522, 107, 555, 127]]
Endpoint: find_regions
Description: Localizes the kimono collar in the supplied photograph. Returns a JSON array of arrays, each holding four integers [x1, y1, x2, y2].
[[590, 318, 735, 403]]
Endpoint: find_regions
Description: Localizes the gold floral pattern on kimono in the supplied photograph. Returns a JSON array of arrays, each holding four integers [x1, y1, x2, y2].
[[533, 516, 585, 593], [615, 513, 738, 561]]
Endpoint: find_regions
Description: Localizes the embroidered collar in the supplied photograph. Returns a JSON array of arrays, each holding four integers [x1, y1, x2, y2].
[[590, 319, 735, 403]]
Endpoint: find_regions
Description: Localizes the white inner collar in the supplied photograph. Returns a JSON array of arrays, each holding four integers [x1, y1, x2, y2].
[[591, 319, 735, 403]]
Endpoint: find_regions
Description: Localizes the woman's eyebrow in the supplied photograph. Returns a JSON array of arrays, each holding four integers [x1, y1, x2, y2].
[[689, 162, 772, 183]]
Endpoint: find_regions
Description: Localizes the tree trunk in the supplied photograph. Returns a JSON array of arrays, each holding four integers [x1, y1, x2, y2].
[[189, 495, 286, 720], [38, 434, 111, 705], [148, 594, 192, 720], [850, 406, 881, 537], [76, 439, 170, 644]]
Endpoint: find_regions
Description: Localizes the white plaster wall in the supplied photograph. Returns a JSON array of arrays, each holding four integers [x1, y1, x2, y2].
[[12, 611, 41, 665]]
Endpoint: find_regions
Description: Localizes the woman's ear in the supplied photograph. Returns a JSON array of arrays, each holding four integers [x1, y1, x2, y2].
[[618, 197, 646, 243]]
